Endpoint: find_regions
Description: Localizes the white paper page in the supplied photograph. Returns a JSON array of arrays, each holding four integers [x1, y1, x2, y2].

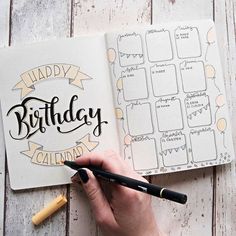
[[105, 19, 235, 176], [0, 35, 120, 190]]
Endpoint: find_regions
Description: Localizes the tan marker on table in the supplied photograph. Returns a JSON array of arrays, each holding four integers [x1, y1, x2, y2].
[[32, 194, 67, 225]]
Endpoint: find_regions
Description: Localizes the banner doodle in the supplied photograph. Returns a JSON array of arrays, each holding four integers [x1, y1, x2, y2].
[[21, 134, 99, 166], [13, 63, 92, 99]]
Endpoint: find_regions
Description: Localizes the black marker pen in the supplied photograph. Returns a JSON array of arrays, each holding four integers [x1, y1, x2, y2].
[[63, 160, 187, 204]]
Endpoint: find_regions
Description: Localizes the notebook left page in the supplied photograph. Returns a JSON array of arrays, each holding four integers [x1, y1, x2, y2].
[[0, 35, 120, 190]]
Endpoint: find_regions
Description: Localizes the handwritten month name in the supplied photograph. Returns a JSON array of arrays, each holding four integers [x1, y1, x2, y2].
[[7, 64, 107, 166]]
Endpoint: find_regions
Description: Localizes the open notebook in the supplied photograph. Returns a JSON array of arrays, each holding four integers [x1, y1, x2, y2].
[[0, 19, 234, 190]]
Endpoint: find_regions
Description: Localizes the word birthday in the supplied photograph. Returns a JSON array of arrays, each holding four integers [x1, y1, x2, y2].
[[7, 95, 108, 140]]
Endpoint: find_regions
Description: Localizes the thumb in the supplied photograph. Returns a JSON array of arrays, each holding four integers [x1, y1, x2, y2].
[[77, 168, 115, 226]]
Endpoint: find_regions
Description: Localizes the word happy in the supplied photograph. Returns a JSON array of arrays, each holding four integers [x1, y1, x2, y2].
[[7, 95, 108, 140]]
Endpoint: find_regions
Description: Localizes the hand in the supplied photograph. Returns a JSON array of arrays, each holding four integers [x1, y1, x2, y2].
[[74, 150, 162, 236]]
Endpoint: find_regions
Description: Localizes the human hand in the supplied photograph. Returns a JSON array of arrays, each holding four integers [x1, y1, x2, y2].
[[73, 150, 162, 236]]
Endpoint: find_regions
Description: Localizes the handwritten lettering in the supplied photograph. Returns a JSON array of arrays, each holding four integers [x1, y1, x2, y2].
[[7, 95, 108, 140]]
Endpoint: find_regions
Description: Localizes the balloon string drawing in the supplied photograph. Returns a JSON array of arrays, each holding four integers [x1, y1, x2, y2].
[[115, 107, 126, 133], [214, 94, 225, 123], [124, 134, 132, 146], [123, 134, 132, 158], [205, 64, 220, 92], [205, 27, 215, 61], [107, 48, 116, 77], [216, 118, 227, 148], [116, 78, 123, 105]]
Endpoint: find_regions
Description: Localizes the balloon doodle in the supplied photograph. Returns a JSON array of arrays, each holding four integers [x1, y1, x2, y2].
[[116, 78, 123, 105], [214, 94, 225, 123], [115, 108, 123, 119], [115, 108, 126, 133], [205, 64, 220, 92], [107, 48, 116, 77], [216, 94, 225, 107], [124, 134, 132, 146], [217, 118, 227, 148], [116, 78, 123, 90], [205, 27, 215, 61]]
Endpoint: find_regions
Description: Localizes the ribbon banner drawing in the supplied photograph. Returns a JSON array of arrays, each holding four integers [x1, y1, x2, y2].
[[13, 63, 92, 99], [21, 134, 99, 166]]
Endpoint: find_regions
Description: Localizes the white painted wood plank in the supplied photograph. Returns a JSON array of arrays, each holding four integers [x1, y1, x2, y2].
[[0, 0, 10, 235], [152, 1, 214, 235], [10, 0, 71, 45], [4, 0, 71, 235], [5, 176, 68, 236], [152, 169, 213, 235], [152, 0, 213, 22], [0, 0, 10, 47], [70, 1, 151, 235], [72, 0, 151, 36], [69, 183, 97, 236], [214, 0, 236, 235]]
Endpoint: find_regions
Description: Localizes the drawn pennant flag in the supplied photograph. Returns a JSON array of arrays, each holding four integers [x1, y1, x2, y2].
[[188, 104, 209, 120], [21, 134, 99, 166], [161, 144, 186, 156], [13, 63, 92, 99]]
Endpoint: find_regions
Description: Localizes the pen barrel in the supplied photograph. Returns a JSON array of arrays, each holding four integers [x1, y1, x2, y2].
[[146, 185, 187, 204], [131, 181, 187, 204], [91, 168, 187, 204], [160, 188, 187, 204]]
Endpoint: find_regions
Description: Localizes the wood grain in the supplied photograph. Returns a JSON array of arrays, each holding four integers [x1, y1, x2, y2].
[[69, 183, 97, 236], [0, 0, 10, 47], [4, 0, 71, 235], [214, 0, 236, 235], [153, 0, 213, 22], [10, 0, 71, 44], [152, 169, 213, 235], [0, 0, 10, 234], [72, 0, 151, 36], [5, 177, 68, 236], [151, 0, 214, 235]]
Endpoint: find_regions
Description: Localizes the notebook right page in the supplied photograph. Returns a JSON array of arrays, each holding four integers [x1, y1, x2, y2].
[[105, 19, 235, 176]]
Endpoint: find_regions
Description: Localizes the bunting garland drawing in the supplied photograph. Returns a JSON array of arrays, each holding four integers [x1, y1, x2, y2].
[[187, 103, 210, 120], [119, 51, 143, 58], [160, 144, 186, 156]]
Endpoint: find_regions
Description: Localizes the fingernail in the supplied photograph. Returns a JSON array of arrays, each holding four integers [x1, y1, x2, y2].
[[78, 169, 89, 183]]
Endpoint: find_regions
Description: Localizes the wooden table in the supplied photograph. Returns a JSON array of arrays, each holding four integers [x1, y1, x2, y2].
[[0, 1, 235, 235]]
